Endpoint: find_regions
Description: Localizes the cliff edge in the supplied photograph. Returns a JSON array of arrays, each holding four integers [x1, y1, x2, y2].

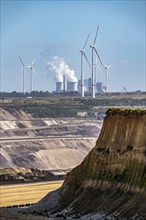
[[29, 108, 146, 219]]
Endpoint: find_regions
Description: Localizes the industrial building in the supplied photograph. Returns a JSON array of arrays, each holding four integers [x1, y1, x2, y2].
[[78, 78, 104, 94], [96, 82, 104, 93], [55, 78, 104, 94]]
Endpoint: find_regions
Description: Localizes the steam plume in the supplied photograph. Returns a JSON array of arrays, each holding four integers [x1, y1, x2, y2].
[[47, 56, 77, 82]]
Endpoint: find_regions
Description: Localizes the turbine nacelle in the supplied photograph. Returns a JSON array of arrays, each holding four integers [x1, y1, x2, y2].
[[104, 63, 112, 69]]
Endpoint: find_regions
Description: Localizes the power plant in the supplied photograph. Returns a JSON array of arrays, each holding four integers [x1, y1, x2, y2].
[[17, 25, 114, 97], [49, 29, 112, 96], [55, 81, 78, 93], [55, 76, 105, 94]]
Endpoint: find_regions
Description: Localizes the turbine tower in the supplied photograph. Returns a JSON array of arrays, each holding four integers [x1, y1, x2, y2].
[[79, 33, 91, 98], [94, 57, 98, 92], [29, 58, 36, 93], [90, 26, 104, 98], [18, 56, 36, 94], [104, 63, 111, 93], [18, 55, 27, 94]]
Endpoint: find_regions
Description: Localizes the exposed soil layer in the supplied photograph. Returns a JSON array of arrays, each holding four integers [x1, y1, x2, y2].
[[28, 108, 146, 219], [0, 209, 53, 220], [0, 168, 64, 185], [0, 108, 102, 174], [0, 139, 96, 174]]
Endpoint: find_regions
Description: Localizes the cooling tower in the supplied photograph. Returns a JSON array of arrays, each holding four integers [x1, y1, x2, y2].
[[67, 81, 78, 92], [56, 82, 63, 93]]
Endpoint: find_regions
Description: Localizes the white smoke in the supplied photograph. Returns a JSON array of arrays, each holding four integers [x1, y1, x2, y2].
[[47, 56, 77, 82]]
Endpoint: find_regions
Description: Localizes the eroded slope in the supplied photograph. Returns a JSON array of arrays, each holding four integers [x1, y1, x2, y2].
[[0, 108, 102, 175], [30, 108, 146, 219]]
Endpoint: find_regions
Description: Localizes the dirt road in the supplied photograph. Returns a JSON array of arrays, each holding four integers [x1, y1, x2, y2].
[[0, 136, 96, 143]]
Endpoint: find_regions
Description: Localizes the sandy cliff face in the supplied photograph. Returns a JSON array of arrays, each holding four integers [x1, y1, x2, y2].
[[31, 109, 146, 219]]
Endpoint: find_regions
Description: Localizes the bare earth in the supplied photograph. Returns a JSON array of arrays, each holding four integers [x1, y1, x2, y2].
[[0, 108, 102, 175]]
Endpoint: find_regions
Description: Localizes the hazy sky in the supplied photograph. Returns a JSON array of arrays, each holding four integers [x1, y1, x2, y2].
[[1, 0, 146, 93]]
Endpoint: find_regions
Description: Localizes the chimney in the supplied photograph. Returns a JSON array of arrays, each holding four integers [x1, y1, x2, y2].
[[63, 75, 66, 92]]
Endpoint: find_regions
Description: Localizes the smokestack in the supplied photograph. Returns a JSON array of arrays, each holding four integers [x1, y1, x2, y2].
[[63, 75, 65, 92], [67, 81, 77, 92]]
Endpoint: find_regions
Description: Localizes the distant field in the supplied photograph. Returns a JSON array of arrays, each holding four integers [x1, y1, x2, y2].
[[1, 94, 146, 118], [0, 181, 63, 207]]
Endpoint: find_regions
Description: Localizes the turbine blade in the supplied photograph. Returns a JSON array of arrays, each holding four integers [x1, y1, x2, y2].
[[83, 52, 91, 69], [103, 61, 107, 68], [82, 33, 90, 51], [97, 65, 101, 71], [32, 67, 37, 74], [21, 67, 24, 72], [94, 47, 104, 67], [32, 58, 35, 66], [18, 55, 24, 65], [107, 65, 112, 69], [95, 56, 98, 64], [93, 25, 99, 46]]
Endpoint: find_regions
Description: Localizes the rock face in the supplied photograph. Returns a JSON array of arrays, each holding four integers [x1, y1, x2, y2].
[[31, 108, 146, 219]]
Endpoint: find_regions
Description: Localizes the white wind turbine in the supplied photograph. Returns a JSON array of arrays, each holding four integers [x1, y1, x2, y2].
[[94, 57, 100, 92], [104, 63, 112, 93], [79, 33, 91, 98], [18, 55, 36, 94], [18, 55, 29, 94], [90, 26, 104, 98], [29, 59, 36, 93]]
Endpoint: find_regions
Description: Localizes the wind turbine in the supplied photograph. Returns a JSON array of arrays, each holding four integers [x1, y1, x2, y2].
[[18, 55, 28, 94], [104, 63, 112, 93], [94, 57, 99, 93], [18, 56, 36, 94], [90, 26, 104, 98], [79, 33, 91, 98], [29, 58, 36, 93]]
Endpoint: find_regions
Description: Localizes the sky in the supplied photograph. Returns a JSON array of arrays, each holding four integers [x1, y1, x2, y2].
[[1, 0, 146, 93]]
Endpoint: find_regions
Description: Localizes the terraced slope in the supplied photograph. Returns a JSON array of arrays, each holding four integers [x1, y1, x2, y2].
[[0, 139, 96, 172], [29, 108, 146, 219], [0, 108, 102, 175], [0, 168, 64, 185], [0, 108, 31, 120]]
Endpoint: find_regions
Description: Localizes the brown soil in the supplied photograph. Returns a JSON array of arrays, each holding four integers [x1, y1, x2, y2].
[[28, 108, 146, 219], [0, 168, 64, 185]]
